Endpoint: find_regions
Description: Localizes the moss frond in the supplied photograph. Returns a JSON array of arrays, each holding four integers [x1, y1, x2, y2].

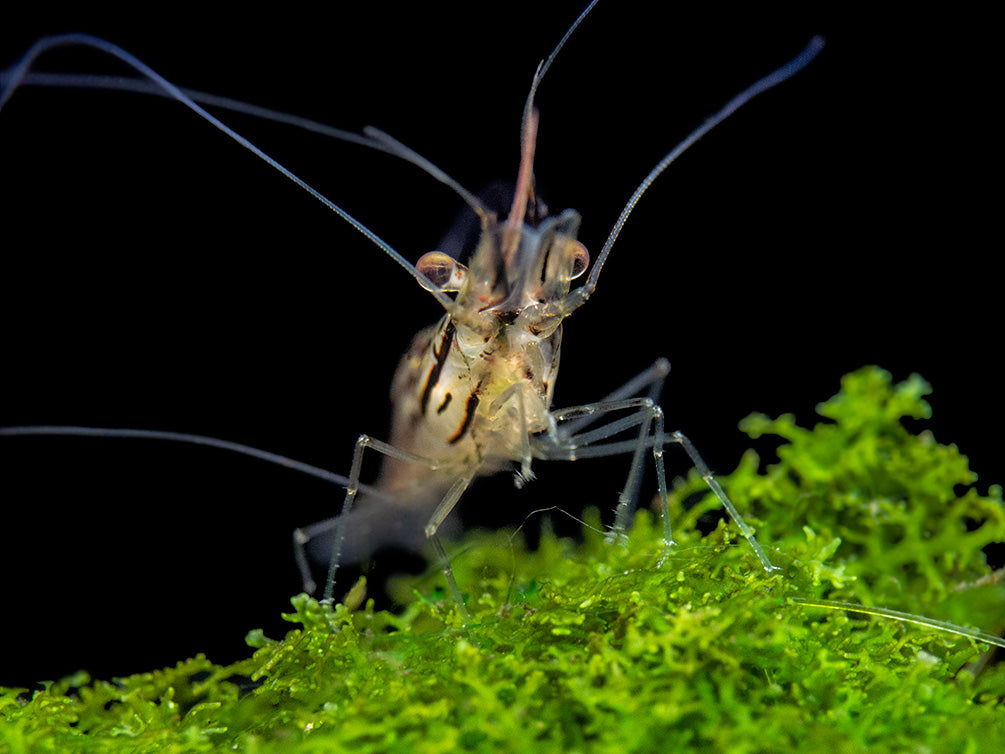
[[4, 367, 1004, 753]]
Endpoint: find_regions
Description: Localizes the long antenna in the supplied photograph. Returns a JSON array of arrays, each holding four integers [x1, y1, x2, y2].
[[519, 0, 600, 155], [0, 34, 457, 312], [792, 598, 1005, 650], [0, 426, 391, 500], [0, 69, 493, 222], [576, 35, 826, 304], [506, 0, 601, 234]]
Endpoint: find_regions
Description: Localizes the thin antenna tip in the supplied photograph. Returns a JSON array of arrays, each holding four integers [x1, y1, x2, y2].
[[805, 35, 826, 59]]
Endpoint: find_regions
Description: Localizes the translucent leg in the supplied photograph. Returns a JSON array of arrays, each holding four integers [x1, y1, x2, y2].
[[668, 430, 778, 571], [541, 391, 777, 571], [546, 397, 665, 542], [550, 357, 670, 537], [320, 434, 441, 605], [424, 467, 478, 624], [557, 358, 669, 437], [308, 433, 475, 621]]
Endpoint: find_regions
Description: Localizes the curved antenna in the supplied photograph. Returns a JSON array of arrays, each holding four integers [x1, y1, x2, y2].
[[791, 597, 1005, 650], [362, 127, 491, 218], [0, 34, 456, 312], [505, 108, 539, 244], [0, 425, 393, 500], [502, 0, 600, 233], [0, 70, 493, 227], [519, 0, 600, 156], [575, 35, 826, 304], [0, 69, 380, 150]]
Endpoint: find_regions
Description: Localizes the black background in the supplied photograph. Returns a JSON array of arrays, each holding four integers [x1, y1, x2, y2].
[[1, 4, 1000, 687]]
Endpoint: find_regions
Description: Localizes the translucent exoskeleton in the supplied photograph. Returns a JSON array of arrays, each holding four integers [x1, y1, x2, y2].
[[0, 4, 827, 624], [3, 6, 1004, 693], [5, 5, 1005, 691]]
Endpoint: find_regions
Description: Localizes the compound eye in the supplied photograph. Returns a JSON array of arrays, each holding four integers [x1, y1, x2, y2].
[[416, 251, 468, 292], [570, 241, 589, 280]]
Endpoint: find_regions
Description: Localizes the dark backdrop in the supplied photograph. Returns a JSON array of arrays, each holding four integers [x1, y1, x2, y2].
[[1, 3, 999, 687]]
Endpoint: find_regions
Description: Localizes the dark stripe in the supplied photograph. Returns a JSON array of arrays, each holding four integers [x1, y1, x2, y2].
[[448, 393, 479, 444], [539, 243, 551, 284], [436, 392, 453, 414], [419, 320, 456, 415]]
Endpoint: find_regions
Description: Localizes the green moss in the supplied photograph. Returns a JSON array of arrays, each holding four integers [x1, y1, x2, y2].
[[3, 367, 1004, 753]]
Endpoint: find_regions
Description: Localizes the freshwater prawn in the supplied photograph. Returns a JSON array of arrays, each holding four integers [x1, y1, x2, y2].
[[1, 4, 824, 622], [9, 5, 1000, 662]]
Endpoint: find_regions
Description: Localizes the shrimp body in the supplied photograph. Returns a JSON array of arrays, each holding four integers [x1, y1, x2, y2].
[[384, 209, 586, 494], [0, 5, 826, 615]]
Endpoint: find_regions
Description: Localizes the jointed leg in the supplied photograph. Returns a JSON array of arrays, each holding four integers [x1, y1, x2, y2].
[[319, 434, 441, 604], [298, 431, 476, 620], [557, 358, 669, 438], [423, 466, 478, 624], [294, 517, 337, 596], [546, 396, 668, 541], [668, 430, 778, 571], [544, 372, 777, 570], [550, 358, 671, 538]]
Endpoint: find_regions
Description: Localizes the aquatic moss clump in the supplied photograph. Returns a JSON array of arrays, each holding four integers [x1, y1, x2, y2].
[[3, 367, 1004, 752]]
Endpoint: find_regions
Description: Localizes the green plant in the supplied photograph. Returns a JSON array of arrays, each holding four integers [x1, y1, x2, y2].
[[3, 367, 1003, 753]]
